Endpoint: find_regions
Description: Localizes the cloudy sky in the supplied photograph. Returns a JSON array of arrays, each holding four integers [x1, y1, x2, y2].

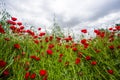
[[0, 0, 120, 35]]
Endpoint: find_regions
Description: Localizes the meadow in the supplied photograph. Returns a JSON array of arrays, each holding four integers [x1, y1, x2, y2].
[[0, 17, 120, 80]]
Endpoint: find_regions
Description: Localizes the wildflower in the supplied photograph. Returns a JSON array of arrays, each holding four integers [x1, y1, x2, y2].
[[58, 59, 62, 62], [59, 54, 63, 58], [91, 61, 97, 65], [0, 60, 6, 68], [0, 25, 5, 34], [10, 25, 16, 30], [33, 36, 38, 39], [3, 69, 9, 76], [94, 29, 100, 35], [17, 22, 22, 26], [4, 38, 10, 41], [35, 57, 40, 61], [115, 26, 120, 30], [48, 44, 54, 49], [39, 32, 45, 36], [72, 47, 78, 51], [14, 44, 20, 49], [34, 40, 39, 44], [46, 49, 53, 55], [100, 32, 105, 38], [109, 45, 114, 50], [11, 17, 17, 21], [39, 70, 47, 76], [30, 73, 36, 79], [81, 29, 87, 33], [38, 28, 41, 30], [65, 45, 69, 48], [85, 56, 91, 60], [81, 39, 87, 44], [109, 27, 113, 30], [75, 58, 80, 64], [20, 26, 24, 30], [49, 36, 53, 41], [7, 20, 16, 25], [30, 55, 40, 61], [83, 43, 89, 48], [107, 70, 114, 74], [25, 72, 30, 79]]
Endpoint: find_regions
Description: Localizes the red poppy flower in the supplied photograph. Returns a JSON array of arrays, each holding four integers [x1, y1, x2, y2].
[[0, 60, 6, 68], [17, 22, 22, 26], [80, 39, 87, 44], [30, 73, 36, 79], [3, 69, 9, 76], [10, 25, 16, 30], [109, 45, 114, 50], [75, 58, 80, 64], [48, 44, 54, 49], [7, 20, 16, 25], [107, 70, 113, 74], [100, 32, 105, 38], [20, 26, 24, 30], [25, 72, 30, 79], [11, 17, 17, 21], [35, 57, 40, 61], [0, 25, 5, 34], [43, 77, 47, 80], [91, 61, 97, 65], [115, 26, 120, 30], [94, 29, 100, 35], [39, 70, 47, 76], [34, 40, 39, 44], [38, 28, 41, 30], [83, 43, 89, 48], [58, 59, 62, 62], [81, 29, 87, 33], [30, 55, 40, 61], [59, 54, 63, 58], [33, 36, 38, 39], [39, 32, 46, 36], [109, 27, 113, 30], [46, 49, 53, 55], [72, 47, 78, 51], [14, 44, 20, 49], [65, 45, 69, 48], [4, 38, 10, 41], [86, 56, 91, 60], [49, 36, 53, 41]]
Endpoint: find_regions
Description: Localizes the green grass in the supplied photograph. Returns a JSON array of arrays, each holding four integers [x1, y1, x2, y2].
[[0, 17, 120, 80]]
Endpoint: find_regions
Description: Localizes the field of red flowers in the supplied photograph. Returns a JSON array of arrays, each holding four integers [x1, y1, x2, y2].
[[0, 17, 120, 80]]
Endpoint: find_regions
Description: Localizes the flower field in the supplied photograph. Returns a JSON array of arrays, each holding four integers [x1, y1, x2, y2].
[[0, 17, 120, 80]]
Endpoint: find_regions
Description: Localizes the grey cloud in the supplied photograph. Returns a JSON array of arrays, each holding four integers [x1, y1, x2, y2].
[[54, 14, 81, 27], [89, 0, 120, 21]]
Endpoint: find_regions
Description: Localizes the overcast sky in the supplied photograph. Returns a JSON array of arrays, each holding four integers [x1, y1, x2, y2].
[[0, 0, 120, 35]]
